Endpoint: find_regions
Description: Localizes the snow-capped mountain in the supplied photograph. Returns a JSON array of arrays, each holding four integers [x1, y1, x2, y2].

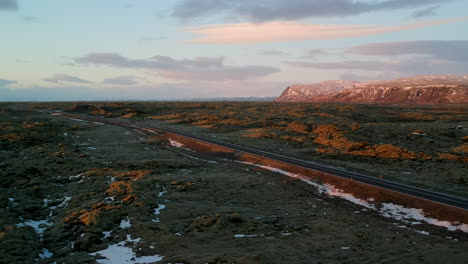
[[275, 75, 468, 104], [274, 81, 358, 102]]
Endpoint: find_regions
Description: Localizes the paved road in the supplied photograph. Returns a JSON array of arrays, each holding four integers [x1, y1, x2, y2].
[[64, 113, 468, 211]]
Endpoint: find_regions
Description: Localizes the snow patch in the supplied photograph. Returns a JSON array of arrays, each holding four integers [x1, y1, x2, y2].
[[39, 248, 53, 259], [236, 161, 468, 233], [17, 220, 52, 236], [380, 203, 468, 232], [158, 188, 167, 198], [8, 198, 17, 206], [126, 234, 141, 244], [119, 218, 132, 229], [51, 196, 72, 209], [69, 173, 85, 182], [234, 234, 260, 238], [169, 139, 184, 148], [103, 231, 113, 239], [43, 198, 52, 207], [69, 118, 85, 122], [104, 197, 115, 204], [90, 242, 163, 264], [107, 176, 116, 184], [153, 204, 166, 223]]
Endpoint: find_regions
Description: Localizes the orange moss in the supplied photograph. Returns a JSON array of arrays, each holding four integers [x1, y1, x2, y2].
[[312, 112, 335, 118], [121, 113, 138, 119], [352, 145, 418, 160], [105, 103, 123, 108], [316, 147, 337, 154], [149, 113, 187, 120], [411, 130, 426, 135], [105, 181, 137, 203], [22, 122, 46, 129], [84, 169, 151, 181], [453, 143, 468, 154], [0, 133, 22, 142], [90, 109, 111, 117], [197, 124, 215, 129], [350, 123, 361, 131], [400, 112, 436, 121], [192, 116, 221, 126], [312, 125, 426, 160], [279, 136, 307, 143], [221, 111, 238, 116], [287, 109, 306, 118], [275, 121, 289, 127], [312, 125, 367, 152], [243, 128, 274, 139], [219, 118, 245, 125], [114, 170, 151, 181], [65, 202, 117, 226], [336, 105, 357, 112], [438, 153, 467, 162], [286, 121, 309, 134]]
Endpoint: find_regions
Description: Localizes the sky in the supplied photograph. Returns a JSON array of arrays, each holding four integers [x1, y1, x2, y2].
[[0, 0, 467, 101]]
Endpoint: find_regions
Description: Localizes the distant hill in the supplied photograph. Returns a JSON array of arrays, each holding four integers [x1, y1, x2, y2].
[[275, 75, 468, 104], [275, 81, 357, 102]]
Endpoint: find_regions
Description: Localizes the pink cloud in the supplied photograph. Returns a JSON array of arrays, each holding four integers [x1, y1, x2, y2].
[[187, 17, 468, 44]]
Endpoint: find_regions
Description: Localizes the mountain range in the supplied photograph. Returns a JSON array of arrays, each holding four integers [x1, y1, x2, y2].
[[275, 75, 468, 104]]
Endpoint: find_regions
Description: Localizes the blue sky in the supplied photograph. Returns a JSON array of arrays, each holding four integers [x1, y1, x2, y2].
[[1, 0, 467, 101]]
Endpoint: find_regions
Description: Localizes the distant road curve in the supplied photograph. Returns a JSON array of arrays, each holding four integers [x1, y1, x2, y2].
[[61, 112, 468, 211]]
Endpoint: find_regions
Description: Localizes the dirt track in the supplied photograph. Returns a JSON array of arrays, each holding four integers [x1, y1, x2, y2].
[[1, 107, 467, 263]]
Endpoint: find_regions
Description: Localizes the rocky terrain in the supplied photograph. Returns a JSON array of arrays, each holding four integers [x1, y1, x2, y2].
[[275, 74, 468, 104], [275, 81, 357, 102], [1, 103, 467, 263], [34, 101, 468, 197]]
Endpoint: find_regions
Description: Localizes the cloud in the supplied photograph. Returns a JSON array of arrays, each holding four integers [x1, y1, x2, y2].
[[173, 0, 453, 22], [187, 17, 468, 44], [0, 86, 107, 102], [347, 40, 468, 61], [261, 50, 289, 56], [286, 39, 468, 77], [0, 0, 18, 11], [285, 59, 468, 75], [339, 72, 403, 81], [0, 80, 288, 101], [0, 78, 16, 86], [411, 5, 440, 18], [76, 53, 280, 81], [43, 74, 92, 84], [304, 49, 329, 58], [103, 76, 138, 85], [23, 16, 40, 23]]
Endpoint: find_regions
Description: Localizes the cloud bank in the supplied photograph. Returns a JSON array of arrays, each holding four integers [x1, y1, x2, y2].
[[411, 5, 440, 18], [103, 76, 138, 85], [347, 40, 468, 61], [0, 80, 288, 102], [43, 74, 92, 84], [0, 0, 18, 11], [261, 50, 289, 56], [285, 40, 468, 76], [173, 0, 453, 22], [0, 78, 16, 86], [76, 53, 280, 81], [188, 17, 467, 44]]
